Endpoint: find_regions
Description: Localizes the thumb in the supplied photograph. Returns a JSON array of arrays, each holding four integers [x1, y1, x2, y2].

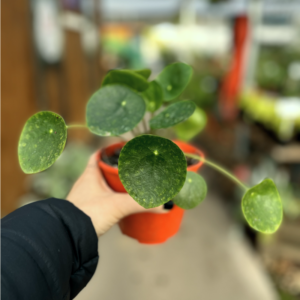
[[81, 152, 112, 189]]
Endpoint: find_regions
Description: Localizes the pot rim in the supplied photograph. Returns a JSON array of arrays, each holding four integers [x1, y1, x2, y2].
[[173, 140, 205, 171], [98, 140, 205, 173], [98, 141, 126, 175]]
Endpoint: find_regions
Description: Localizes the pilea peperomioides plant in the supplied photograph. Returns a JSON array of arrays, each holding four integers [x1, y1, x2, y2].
[[18, 62, 283, 234]]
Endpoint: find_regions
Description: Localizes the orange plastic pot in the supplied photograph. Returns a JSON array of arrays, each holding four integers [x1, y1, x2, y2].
[[98, 140, 205, 244], [98, 142, 127, 193]]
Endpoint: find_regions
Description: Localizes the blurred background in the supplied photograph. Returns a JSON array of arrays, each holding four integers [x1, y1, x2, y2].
[[2, 0, 300, 299]]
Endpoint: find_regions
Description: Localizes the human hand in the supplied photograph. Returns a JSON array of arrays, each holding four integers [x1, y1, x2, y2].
[[67, 152, 165, 237]]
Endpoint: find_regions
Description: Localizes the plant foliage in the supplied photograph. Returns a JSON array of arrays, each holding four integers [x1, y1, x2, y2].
[[119, 135, 187, 208], [86, 85, 146, 136], [173, 172, 207, 209], [18, 112, 67, 174], [242, 178, 283, 234], [18, 61, 283, 235], [149, 101, 196, 130]]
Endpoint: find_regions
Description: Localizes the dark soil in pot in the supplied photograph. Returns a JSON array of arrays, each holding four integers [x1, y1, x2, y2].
[[101, 145, 198, 210], [101, 146, 199, 167]]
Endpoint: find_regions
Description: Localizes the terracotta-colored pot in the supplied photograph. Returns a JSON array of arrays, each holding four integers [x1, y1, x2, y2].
[[98, 142, 127, 193], [98, 140, 205, 244]]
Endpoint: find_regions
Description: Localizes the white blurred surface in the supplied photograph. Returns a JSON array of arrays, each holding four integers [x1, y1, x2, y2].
[[76, 194, 278, 300]]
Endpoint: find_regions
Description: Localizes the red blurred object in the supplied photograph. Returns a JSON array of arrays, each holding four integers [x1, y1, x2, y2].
[[98, 140, 205, 244], [219, 15, 249, 120]]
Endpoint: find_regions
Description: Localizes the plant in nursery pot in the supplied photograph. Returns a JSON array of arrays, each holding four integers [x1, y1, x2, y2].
[[18, 62, 283, 244]]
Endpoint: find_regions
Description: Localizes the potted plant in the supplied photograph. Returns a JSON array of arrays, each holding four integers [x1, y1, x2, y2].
[[18, 62, 283, 244]]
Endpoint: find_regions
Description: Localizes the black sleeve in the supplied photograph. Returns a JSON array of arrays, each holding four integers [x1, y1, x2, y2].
[[1, 198, 99, 300]]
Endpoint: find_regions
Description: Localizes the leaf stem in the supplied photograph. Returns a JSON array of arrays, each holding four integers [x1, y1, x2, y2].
[[149, 128, 155, 135], [142, 118, 148, 133], [184, 153, 249, 191], [131, 130, 137, 138], [66, 124, 88, 129], [149, 113, 155, 134], [135, 125, 142, 136]]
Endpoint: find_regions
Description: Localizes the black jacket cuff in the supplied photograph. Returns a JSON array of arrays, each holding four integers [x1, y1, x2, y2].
[[2, 198, 99, 300]]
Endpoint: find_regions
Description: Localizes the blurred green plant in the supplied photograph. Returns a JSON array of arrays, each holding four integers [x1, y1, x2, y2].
[[239, 90, 300, 141], [180, 57, 225, 109], [30, 143, 93, 199], [255, 46, 300, 96]]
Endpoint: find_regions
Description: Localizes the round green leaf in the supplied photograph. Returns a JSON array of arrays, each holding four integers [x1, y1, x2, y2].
[[173, 172, 207, 209], [86, 85, 146, 136], [119, 135, 187, 208], [149, 100, 196, 130], [142, 81, 163, 112], [242, 178, 283, 234], [102, 69, 149, 92], [156, 62, 193, 101], [18, 112, 67, 174], [134, 69, 151, 79], [174, 106, 207, 142]]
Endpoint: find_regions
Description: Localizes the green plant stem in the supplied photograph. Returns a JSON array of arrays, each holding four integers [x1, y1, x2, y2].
[[142, 118, 148, 133], [135, 125, 142, 135], [66, 124, 87, 129], [131, 130, 137, 138], [184, 153, 249, 191], [149, 128, 155, 135], [149, 113, 155, 134]]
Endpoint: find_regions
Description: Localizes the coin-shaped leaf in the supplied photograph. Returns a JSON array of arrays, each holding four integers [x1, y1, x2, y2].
[[18, 111, 67, 174], [156, 62, 193, 101], [242, 178, 283, 234], [119, 135, 187, 208], [86, 85, 146, 136], [142, 81, 163, 112], [174, 106, 207, 141], [173, 172, 207, 209], [102, 69, 149, 92], [149, 100, 196, 130], [134, 69, 151, 79]]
